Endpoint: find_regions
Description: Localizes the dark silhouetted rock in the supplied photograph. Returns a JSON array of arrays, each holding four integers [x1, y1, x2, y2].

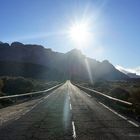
[[0, 42, 129, 81], [11, 42, 24, 47]]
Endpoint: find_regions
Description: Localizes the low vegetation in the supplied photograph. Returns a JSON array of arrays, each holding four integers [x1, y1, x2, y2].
[[2, 77, 34, 95], [0, 76, 60, 108]]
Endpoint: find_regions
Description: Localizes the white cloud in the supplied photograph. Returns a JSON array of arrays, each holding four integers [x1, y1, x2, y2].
[[116, 65, 140, 76]]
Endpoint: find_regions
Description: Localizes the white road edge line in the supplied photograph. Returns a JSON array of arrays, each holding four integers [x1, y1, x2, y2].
[[84, 92, 92, 97], [117, 114, 127, 120], [30, 94, 52, 111], [14, 93, 53, 121], [99, 102, 139, 128], [99, 102, 127, 120], [128, 120, 139, 128], [72, 121, 76, 139], [70, 103, 72, 110]]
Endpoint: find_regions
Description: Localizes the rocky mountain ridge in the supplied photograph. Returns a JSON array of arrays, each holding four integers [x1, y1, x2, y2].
[[0, 41, 129, 81]]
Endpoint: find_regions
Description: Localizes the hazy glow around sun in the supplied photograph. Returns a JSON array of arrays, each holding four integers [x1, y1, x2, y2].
[[68, 21, 92, 48]]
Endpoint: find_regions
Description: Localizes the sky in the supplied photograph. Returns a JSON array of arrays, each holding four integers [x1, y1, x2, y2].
[[0, 0, 140, 74]]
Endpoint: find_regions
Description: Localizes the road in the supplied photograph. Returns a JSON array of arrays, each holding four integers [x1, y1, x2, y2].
[[0, 81, 140, 140]]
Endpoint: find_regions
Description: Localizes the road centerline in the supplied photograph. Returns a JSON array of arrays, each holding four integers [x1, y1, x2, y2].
[[72, 121, 76, 139], [70, 103, 72, 110]]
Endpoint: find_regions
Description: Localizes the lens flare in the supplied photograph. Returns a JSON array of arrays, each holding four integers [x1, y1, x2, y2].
[[85, 58, 93, 84]]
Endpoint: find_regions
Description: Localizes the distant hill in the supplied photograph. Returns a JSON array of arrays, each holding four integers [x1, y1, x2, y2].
[[0, 41, 129, 81], [116, 65, 140, 78], [127, 73, 140, 78]]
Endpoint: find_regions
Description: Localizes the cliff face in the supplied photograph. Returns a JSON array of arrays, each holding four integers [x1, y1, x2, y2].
[[0, 42, 129, 81]]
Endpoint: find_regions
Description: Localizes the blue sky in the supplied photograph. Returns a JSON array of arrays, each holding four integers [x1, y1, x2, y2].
[[0, 0, 140, 70]]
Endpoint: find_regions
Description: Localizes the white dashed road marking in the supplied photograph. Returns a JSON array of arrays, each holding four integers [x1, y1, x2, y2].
[[72, 121, 76, 139], [70, 103, 72, 110]]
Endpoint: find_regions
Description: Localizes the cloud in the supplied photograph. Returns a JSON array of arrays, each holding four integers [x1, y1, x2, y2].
[[116, 65, 140, 76]]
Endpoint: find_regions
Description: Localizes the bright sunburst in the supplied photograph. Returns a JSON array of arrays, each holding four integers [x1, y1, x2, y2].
[[68, 21, 91, 48]]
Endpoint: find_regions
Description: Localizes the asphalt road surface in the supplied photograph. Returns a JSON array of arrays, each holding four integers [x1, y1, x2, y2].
[[0, 81, 140, 140]]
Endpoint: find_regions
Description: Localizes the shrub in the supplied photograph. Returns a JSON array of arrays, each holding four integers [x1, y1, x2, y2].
[[131, 89, 140, 103], [2, 77, 34, 95], [109, 87, 130, 101], [0, 79, 3, 94]]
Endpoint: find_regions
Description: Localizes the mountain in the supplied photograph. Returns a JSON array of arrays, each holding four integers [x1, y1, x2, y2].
[[127, 73, 140, 78], [116, 65, 140, 78], [0, 61, 63, 80], [0, 42, 129, 81]]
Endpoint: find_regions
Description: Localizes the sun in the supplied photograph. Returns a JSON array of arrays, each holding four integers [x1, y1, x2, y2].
[[68, 22, 91, 47]]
